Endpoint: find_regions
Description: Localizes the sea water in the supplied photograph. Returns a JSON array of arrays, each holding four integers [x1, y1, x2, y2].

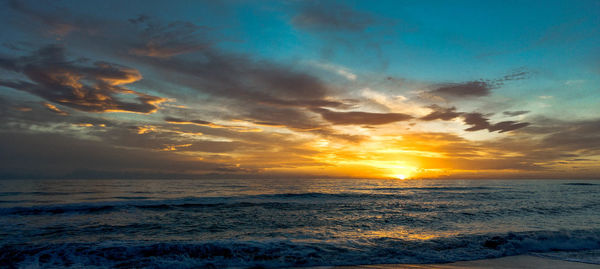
[[0, 178, 599, 268]]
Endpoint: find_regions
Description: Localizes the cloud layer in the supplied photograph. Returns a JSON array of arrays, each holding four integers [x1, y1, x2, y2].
[[0, 0, 598, 179], [0, 45, 165, 113]]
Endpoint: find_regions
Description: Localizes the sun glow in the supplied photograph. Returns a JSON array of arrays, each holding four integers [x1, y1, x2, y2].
[[394, 174, 407, 180]]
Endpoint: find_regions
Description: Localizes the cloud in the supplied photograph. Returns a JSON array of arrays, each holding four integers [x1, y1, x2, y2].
[[0, 45, 166, 113], [129, 18, 211, 58], [394, 132, 479, 158], [43, 102, 68, 116], [165, 117, 262, 132], [15, 106, 32, 112], [533, 118, 600, 153], [291, 2, 375, 32], [9, 1, 212, 58], [244, 106, 324, 130], [503, 110, 530, 116], [420, 105, 462, 121], [128, 14, 150, 25], [7, 0, 99, 37], [487, 121, 531, 133], [6, 1, 595, 179], [161, 143, 192, 151], [463, 112, 530, 133], [499, 69, 531, 81], [257, 97, 353, 109], [0, 131, 245, 179], [311, 107, 412, 125], [165, 117, 212, 126], [5, 2, 353, 136], [132, 46, 341, 110], [422, 106, 530, 133], [429, 81, 493, 98], [426, 69, 532, 100], [0, 58, 19, 71], [462, 112, 492, 131], [125, 44, 360, 135], [308, 61, 357, 81]]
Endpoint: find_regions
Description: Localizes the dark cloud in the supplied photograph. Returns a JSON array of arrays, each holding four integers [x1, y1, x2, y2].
[[0, 108, 319, 168], [451, 117, 600, 176], [291, 2, 375, 32], [126, 45, 357, 134], [462, 112, 492, 131], [165, 117, 212, 126], [180, 141, 247, 154], [503, 110, 530, 116], [421, 105, 530, 133], [245, 107, 323, 130], [537, 118, 600, 153], [0, 96, 115, 132], [463, 112, 530, 133], [128, 14, 150, 25], [6, 0, 590, 179], [9, 1, 212, 58], [164, 116, 262, 132], [421, 105, 462, 121], [130, 45, 343, 111], [499, 69, 531, 82], [258, 98, 353, 109], [288, 1, 399, 69], [311, 107, 412, 125], [488, 121, 531, 133], [430, 81, 493, 98], [427, 69, 532, 99], [248, 66, 330, 99], [7, 0, 100, 37], [0, 58, 18, 71], [129, 18, 211, 58], [0, 131, 245, 179], [5, 1, 351, 135], [0, 45, 166, 113]]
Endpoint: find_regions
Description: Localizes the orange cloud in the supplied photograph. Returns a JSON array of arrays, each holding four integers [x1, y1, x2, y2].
[[161, 144, 192, 151], [43, 103, 68, 116], [0, 45, 166, 114], [165, 117, 262, 133]]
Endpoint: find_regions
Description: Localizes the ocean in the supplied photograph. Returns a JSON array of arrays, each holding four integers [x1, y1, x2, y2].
[[1, 178, 599, 268]]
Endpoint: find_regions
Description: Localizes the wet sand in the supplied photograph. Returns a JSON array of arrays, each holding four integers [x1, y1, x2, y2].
[[307, 255, 600, 269]]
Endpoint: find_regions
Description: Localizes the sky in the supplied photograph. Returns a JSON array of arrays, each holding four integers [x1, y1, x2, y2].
[[0, 0, 599, 179]]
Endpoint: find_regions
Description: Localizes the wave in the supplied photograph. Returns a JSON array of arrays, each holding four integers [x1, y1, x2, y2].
[[563, 183, 598, 186], [2, 190, 598, 216], [0, 193, 409, 215], [0, 186, 526, 198], [532, 249, 600, 264], [0, 191, 100, 196], [1, 204, 118, 215], [1, 229, 599, 268]]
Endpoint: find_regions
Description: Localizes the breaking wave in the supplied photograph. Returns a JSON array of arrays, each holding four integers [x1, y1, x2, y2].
[[1, 229, 599, 268]]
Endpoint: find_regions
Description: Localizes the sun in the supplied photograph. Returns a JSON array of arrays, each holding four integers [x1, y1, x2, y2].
[[378, 164, 417, 180], [394, 174, 407, 180]]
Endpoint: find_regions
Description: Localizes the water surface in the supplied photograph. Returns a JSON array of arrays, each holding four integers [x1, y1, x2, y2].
[[1, 179, 599, 268]]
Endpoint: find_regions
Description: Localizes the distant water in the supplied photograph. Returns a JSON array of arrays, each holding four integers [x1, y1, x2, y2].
[[1, 179, 599, 268]]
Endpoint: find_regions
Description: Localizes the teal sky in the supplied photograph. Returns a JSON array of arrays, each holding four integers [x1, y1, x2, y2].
[[0, 0, 599, 179]]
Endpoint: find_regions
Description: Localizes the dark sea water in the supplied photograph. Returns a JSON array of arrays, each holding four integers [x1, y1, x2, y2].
[[1, 178, 599, 268]]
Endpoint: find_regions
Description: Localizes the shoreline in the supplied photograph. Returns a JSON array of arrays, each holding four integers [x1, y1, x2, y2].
[[304, 255, 600, 269]]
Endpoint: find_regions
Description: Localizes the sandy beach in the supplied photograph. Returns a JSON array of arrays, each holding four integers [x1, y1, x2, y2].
[[312, 255, 600, 269]]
